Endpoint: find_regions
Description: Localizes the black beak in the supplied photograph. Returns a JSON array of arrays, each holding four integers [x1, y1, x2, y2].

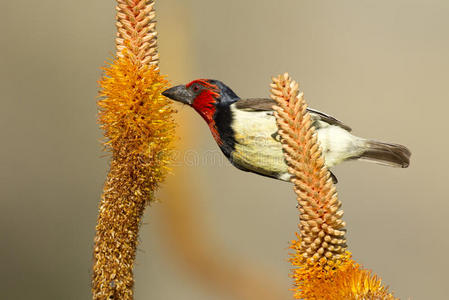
[[162, 85, 193, 105]]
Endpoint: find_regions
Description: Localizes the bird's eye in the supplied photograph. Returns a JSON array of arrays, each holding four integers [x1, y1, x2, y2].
[[192, 84, 200, 92]]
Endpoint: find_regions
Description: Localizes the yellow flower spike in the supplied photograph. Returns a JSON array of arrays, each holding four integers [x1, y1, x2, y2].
[[272, 73, 397, 299], [92, 1, 175, 299]]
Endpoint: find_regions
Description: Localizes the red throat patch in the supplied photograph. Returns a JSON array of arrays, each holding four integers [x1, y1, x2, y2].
[[187, 80, 223, 145]]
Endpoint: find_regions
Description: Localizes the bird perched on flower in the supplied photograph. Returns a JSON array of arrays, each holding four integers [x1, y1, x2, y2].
[[162, 79, 410, 182]]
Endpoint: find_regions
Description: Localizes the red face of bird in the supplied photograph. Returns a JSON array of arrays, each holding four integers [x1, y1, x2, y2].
[[162, 79, 222, 125]]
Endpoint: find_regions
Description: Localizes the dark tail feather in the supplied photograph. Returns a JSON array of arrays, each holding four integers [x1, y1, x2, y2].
[[358, 140, 411, 168]]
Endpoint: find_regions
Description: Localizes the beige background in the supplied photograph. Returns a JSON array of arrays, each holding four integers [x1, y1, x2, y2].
[[1, 0, 449, 299]]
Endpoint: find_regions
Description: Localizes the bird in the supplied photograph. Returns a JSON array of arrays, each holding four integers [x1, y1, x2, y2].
[[162, 79, 410, 182]]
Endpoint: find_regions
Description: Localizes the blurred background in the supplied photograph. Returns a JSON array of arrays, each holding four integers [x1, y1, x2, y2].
[[1, 0, 449, 299]]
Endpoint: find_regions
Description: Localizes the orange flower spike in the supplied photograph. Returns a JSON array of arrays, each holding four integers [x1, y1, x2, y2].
[[98, 56, 173, 159], [115, 0, 159, 67], [271, 74, 346, 265], [92, 1, 175, 299], [272, 73, 396, 299], [93, 56, 174, 300]]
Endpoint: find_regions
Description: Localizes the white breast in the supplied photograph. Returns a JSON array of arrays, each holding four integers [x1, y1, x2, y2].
[[229, 105, 365, 173], [315, 121, 365, 167], [230, 105, 287, 177]]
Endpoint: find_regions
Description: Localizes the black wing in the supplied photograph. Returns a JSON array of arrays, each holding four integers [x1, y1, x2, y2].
[[235, 98, 352, 131]]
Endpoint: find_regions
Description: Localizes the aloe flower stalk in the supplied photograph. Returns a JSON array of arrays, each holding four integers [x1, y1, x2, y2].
[[272, 73, 396, 299], [92, 1, 175, 299]]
